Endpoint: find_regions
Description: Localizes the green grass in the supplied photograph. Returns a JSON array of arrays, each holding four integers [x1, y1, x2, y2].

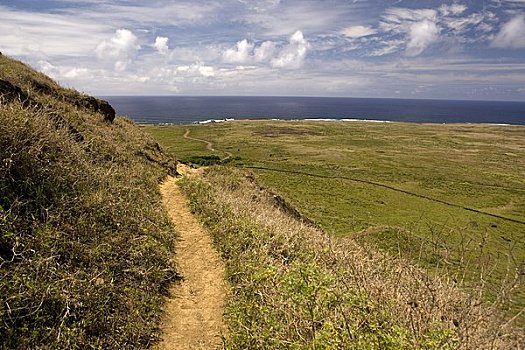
[[145, 120, 525, 320]]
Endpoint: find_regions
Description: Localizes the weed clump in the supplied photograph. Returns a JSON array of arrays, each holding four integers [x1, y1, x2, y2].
[[180, 166, 522, 349], [1, 55, 177, 348]]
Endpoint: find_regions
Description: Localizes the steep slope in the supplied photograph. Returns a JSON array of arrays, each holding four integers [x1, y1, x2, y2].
[[0, 54, 178, 348]]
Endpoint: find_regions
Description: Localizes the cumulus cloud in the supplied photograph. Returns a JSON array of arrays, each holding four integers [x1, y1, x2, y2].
[[271, 30, 309, 69], [36, 60, 91, 81], [177, 62, 216, 77], [341, 25, 376, 38], [222, 33, 308, 68], [406, 19, 439, 56], [254, 41, 277, 61], [95, 29, 140, 71], [223, 39, 255, 63], [154, 61, 216, 81], [492, 13, 525, 48], [63, 67, 90, 79], [154, 36, 169, 54]]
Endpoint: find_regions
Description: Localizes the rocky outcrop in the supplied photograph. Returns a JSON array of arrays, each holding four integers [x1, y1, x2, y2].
[[98, 99, 116, 123], [74, 96, 116, 123]]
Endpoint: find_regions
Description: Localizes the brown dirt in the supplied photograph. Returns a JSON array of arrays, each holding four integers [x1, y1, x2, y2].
[[157, 170, 227, 350]]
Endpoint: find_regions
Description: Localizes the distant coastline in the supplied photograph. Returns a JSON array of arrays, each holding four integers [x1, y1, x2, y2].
[[103, 96, 525, 125]]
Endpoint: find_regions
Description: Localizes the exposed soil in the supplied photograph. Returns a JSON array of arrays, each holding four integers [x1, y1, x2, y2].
[[157, 169, 227, 350]]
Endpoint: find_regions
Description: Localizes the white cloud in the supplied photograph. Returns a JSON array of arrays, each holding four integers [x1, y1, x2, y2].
[[238, 0, 281, 12], [406, 19, 439, 56], [174, 62, 216, 78], [341, 25, 377, 38], [369, 40, 404, 57], [492, 13, 525, 48], [381, 8, 441, 57], [443, 13, 484, 32], [241, 1, 362, 37], [154, 36, 169, 55], [36, 60, 92, 82], [254, 41, 277, 61], [0, 5, 110, 56], [74, 2, 219, 27], [271, 30, 310, 69], [439, 4, 467, 16], [222, 36, 303, 67], [382, 8, 437, 27], [63, 67, 90, 79], [95, 29, 141, 71], [194, 62, 216, 78], [169, 45, 223, 64], [223, 39, 255, 63]]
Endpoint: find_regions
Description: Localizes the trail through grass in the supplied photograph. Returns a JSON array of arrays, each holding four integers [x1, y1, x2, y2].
[[157, 168, 227, 350]]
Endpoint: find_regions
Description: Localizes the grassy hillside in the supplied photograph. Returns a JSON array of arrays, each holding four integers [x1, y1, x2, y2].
[[179, 166, 521, 349], [1, 55, 178, 348], [146, 121, 525, 321]]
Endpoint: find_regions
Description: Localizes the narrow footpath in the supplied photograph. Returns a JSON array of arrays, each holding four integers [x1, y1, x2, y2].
[[183, 128, 233, 159], [157, 168, 227, 350]]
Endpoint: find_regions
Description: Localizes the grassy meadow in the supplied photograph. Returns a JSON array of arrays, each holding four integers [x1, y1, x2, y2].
[[146, 121, 525, 320]]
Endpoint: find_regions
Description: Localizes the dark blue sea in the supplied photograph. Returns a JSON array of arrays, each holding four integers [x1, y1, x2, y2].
[[102, 96, 525, 125]]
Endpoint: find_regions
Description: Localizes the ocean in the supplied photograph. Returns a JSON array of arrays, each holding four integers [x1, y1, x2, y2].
[[102, 96, 525, 125]]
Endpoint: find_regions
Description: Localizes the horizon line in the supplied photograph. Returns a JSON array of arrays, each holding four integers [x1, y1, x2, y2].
[[97, 95, 525, 103]]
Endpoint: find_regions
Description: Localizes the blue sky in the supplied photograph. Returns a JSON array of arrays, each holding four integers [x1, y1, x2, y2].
[[1, 0, 524, 100]]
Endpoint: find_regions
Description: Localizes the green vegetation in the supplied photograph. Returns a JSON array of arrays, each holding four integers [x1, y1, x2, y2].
[[179, 167, 520, 349], [146, 120, 525, 321], [1, 55, 178, 348]]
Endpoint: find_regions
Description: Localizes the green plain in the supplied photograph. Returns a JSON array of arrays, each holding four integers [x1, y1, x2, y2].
[[145, 120, 525, 318]]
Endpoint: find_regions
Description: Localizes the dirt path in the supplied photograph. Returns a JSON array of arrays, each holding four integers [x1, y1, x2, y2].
[[157, 169, 227, 350], [183, 128, 233, 159]]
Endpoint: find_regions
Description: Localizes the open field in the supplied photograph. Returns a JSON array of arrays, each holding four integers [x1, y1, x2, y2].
[[146, 120, 525, 320]]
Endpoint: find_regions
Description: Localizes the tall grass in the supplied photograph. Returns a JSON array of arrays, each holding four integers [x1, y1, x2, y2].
[[179, 166, 522, 349], [1, 62, 178, 348]]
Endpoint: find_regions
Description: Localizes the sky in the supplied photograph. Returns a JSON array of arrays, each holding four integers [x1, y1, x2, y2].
[[1, 0, 525, 100]]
